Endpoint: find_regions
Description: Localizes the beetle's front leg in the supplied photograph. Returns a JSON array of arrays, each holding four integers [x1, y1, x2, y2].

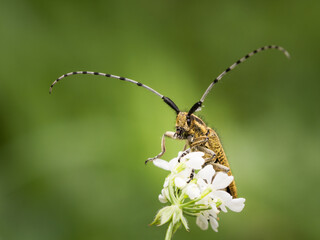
[[145, 131, 177, 164], [177, 148, 191, 162]]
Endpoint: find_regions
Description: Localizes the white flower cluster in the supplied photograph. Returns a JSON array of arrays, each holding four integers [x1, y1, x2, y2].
[[151, 151, 245, 239]]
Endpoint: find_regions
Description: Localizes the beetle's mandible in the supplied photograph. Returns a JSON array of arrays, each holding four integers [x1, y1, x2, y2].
[[50, 45, 290, 198]]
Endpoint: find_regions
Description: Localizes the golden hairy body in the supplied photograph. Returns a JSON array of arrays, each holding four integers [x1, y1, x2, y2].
[[175, 112, 237, 198]]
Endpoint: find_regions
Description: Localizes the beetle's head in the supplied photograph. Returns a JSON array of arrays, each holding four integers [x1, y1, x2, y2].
[[175, 111, 207, 139], [175, 112, 194, 139]]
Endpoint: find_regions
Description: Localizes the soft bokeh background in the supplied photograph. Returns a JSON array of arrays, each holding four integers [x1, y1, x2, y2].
[[1, 0, 319, 239]]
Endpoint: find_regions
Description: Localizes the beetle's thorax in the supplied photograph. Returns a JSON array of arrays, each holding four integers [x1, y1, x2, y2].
[[175, 112, 208, 139]]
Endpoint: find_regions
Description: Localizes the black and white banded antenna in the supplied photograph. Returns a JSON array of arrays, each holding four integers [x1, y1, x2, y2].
[[49, 71, 180, 114], [188, 45, 290, 116]]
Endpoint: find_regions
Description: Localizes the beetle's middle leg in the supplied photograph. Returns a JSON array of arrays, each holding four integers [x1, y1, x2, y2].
[[177, 136, 210, 162], [176, 136, 210, 162], [145, 131, 179, 164], [190, 136, 209, 148]]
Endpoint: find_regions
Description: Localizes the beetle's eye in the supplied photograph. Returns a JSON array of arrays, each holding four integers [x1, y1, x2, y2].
[[187, 117, 191, 126]]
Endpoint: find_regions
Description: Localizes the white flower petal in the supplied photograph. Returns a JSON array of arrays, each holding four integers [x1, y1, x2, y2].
[[210, 190, 232, 213], [197, 178, 209, 192], [153, 159, 171, 171], [152, 150, 245, 235], [158, 189, 168, 203], [196, 213, 208, 230], [175, 177, 187, 188], [211, 172, 234, 190], [211, 190, 232, 203], [197, 165, 215, 183], [226, 198, 246, 212], [186, 156, 205, 170], [168, 157, 179, 170], [184, 152, 205, 169], [159, 193, 168, 203], [185, 152, 205, 159], [179, 168, 192, 179], [209, 215, 219, 232], [163, 177, 169, 188], [186, 183, 201, 199], [181, 152, 203, 162], [208, 204, 220, 218], [220, 204, 228, 212]]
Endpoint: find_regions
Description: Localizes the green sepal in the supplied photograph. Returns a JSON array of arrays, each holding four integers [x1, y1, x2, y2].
[[172, 221, 181, 234], [150, 206, 173, 226], [180, 213, 189, 231]]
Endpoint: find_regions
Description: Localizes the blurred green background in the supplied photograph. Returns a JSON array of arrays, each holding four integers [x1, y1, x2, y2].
[[1, 0, 319, 239]]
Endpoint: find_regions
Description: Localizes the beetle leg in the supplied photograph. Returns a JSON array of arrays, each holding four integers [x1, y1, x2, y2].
[[208, 162, 230, 173], [145, 131, 178, 164], [183, 142, 189, 151], [177, 148, 191, 162], [197, 146, 216, 159], [196, 146, 228, 172], [190, 136, 209, 148], [177, 137, 210, 162], [187, 169, 195, 183]]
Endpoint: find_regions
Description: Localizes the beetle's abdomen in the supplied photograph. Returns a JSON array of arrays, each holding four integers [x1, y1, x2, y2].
[[206, 129, 238, 198]]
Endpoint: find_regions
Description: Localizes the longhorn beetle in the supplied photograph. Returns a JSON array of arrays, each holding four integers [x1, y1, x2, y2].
[[50, 45, 289, 198]]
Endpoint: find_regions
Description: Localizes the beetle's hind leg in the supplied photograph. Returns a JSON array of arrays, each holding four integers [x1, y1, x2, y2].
[[207, 162, 230, 173], [197, 146, 229, 173], [196, 146, 216, 160]]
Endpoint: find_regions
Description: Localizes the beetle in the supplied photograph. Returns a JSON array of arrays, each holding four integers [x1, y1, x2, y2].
[[50, 45, 289, 198]]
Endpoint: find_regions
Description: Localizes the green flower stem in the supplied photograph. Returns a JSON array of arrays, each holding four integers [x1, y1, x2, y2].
[[165, 222, 174, 240], [175, 163, 185, 172], [180, 189, 212, 207], [177, 188, 188, 202], [183, 212, 199, 217], [183, 206, 212, 212], [168, 178, 178, 205], [181, 199, 202, 207]]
